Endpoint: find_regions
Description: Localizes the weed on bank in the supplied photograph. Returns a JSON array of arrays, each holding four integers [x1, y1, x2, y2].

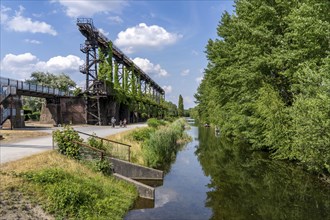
[[0, 151, 138, 220]]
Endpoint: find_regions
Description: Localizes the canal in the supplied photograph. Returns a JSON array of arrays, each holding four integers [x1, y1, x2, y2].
[[125, 125, 330, 219]]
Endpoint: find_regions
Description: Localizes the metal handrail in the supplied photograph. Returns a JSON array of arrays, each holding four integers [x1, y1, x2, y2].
[[75, 130, 131, 161]]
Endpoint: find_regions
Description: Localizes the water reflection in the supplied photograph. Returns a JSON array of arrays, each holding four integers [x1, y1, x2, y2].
[[125, 126, 212, 219], [125, 125, 330, 220], [197, 127, 330, 220]]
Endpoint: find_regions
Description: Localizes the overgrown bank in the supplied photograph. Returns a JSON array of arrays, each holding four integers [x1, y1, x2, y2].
[[106, 118, 191, 171], [0, 151, 137, 220]]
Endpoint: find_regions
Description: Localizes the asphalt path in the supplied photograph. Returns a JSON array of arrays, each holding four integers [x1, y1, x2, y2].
[[0, 123, 146, 164]]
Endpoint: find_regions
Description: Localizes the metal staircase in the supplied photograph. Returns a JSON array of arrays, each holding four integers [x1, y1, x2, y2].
[[0, 108, 16, 126]]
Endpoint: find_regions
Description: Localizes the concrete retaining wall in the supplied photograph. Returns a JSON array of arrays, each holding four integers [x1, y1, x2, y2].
[[110, 157, 163, 179], [113, 173, 155, 199], [110, 157, 163, 199]]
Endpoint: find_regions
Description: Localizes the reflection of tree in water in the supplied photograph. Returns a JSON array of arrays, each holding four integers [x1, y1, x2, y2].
[[196, 127, 330, 220]]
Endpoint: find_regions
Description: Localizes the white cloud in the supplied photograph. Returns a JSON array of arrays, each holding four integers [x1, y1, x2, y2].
[[98, 28, 109, 37], [184, 96, 195, 108], [1, 53, 84, 80], [1, 5, 57, 36], [115, 23, 182, 54], [192, 50, 199, 56], [1, 5, 11, 24], [108, 16, 123, 24], [181, 69, 190, 76], [133, 57, 168, 77], [196, 76, 204, 84], [24, 39, 42, 44], [162, 85, 172, 94], [55, 0, 128, 17]]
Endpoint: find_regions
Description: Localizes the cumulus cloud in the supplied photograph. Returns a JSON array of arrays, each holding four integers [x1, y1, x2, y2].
[[181, 69, 190, 76], [115, 23, 182, 54], [55, 0, 128, 17], [132, 57, 168, 77], [1, 53, 84, 80], [1, 5, 57, 35], [162, 85, 172, 94]]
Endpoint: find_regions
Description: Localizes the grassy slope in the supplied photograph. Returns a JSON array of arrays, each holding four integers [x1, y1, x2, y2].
[[0, 150, 138, 220]]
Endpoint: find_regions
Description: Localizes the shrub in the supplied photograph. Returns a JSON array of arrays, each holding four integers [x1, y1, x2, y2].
[[147, 118, 166, 128], [87, 134, 109, 151], [131, 127, 155, 142], [53, 126, 82, 159], [93, 159, 113, 175]]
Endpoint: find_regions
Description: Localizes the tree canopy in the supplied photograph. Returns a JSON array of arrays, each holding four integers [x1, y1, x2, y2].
[[26, 72, 76, 92], [195, 0, 330, 175], [178, 95, 184, 117]]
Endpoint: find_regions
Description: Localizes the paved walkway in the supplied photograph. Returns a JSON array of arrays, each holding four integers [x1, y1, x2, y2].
[[0, 123, 146, 164]]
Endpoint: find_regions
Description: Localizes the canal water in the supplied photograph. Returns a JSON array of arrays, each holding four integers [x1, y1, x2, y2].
[[125, 125, 330, 220]]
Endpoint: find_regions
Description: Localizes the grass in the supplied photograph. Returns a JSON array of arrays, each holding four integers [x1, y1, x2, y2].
[[0, 150, 138, 220], [105, 128, 146, 165], [105, 118, 192, 170]]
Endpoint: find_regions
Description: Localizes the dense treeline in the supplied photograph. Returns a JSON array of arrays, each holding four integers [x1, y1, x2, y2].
[[194, 0, 330, 176]]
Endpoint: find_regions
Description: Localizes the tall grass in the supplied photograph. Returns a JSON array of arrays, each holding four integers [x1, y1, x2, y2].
[[143, 118, 186, 169], [0, 151, 138, 220]]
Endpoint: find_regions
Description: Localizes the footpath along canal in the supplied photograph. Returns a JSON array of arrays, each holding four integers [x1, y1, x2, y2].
[[125, 124, 330, 219]]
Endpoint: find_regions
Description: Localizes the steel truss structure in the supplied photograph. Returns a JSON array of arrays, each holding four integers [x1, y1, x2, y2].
[[77, 18, 165, 125]]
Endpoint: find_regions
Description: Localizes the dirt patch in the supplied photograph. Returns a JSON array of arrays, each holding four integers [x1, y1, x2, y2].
[[0, 191, 54, 220], [0, 130, 50, 143]]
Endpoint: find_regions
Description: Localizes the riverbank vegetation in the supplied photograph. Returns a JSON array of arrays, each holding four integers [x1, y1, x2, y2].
[[106, 118, 190, 170], [0, 151, 137, 220], [193, 0, 330, 178]]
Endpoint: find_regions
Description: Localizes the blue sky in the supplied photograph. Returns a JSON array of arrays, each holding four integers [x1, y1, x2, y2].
[[1, 0, 234, 109]]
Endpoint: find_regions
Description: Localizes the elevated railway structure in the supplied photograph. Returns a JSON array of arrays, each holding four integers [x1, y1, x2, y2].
[[77, 18, 165, 125], [0, 18, 166, 128]]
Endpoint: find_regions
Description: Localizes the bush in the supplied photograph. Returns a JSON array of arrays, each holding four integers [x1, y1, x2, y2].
[[147, 118, 166, 128], [93, 159, 113, 175], [131, 127, 155, 142], [53, 126, 82, 159], [87, 134, 109, 151]]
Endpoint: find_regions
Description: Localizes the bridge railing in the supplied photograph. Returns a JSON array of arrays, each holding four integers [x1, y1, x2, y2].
[[0, 77, 74, 97]]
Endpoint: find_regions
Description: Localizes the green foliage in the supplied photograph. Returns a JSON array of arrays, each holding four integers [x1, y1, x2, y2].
[[114, 61, 120, 89], [21, 167, 136, 219], [195, 0, 330, 176], [23, 96, 43, 113], [131, 127, 155, 142], [87, 134, 108, 151], [26, 71, 76, 92], [25, 111, 41, 121], [147, 118, 166, 128], [178, 95, 184, 117], [93, 159, 113, 175], [143, 118, 186, 169], [53, 126, 82, 159]]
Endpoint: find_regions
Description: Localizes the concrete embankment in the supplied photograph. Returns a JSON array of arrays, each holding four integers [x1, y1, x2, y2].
[[110, 157, 163, 199]]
